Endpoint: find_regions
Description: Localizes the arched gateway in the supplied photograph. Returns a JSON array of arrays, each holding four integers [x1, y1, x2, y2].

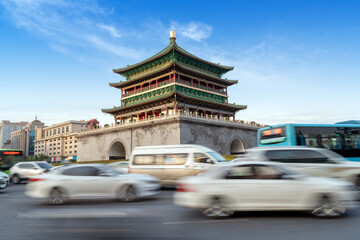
[[230, 138, 245, 155], [109, 141, 126, 160]]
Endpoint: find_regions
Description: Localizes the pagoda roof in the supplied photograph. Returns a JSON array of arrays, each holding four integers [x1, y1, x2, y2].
[[101, 92, 246, 114], [109, 61, 238, 89], [113, 36, 234, 80], [102, 91, 175, 113]]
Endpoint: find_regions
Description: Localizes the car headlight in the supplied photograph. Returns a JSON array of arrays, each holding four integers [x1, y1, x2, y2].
[[3, 176, 9, 179]]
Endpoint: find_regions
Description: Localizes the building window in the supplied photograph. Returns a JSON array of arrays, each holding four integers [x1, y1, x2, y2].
[[70, 146, 72, 148], [66, 126, 69, 132], [69, 151, 72, 153], [75, 151, 77, 153], [58, 147, 60, 150], [58, 128, 60, 134], [57, 152, 60, 154], [74, 145, 77, 148], [70, 141, 72, 144], [53, 129, 56, 135], [62, 127, 65, 133], [70, 137, 73, 139], [65, 147, 67, 149]]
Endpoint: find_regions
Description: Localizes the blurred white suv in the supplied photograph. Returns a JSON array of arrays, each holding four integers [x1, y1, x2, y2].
[[9, 162, 53, 184], [238, 146, 360, 190]]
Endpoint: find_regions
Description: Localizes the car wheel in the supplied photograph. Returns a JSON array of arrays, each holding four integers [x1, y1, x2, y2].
[[312, 195, 345, 218], [117, 185, 137, 202], [11, 175, 20, 184], [48, 188, 67, 205], [202, 197, 234, 218]]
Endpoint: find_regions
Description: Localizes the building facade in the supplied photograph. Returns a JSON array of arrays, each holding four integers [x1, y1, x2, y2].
[[11, 119, 45, 156], [34, 120, 87, 160], [77, 31, 261, 162], [0, 120, 28, 149]]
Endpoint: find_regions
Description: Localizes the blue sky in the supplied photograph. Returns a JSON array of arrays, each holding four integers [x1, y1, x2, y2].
[[0, 0, 359, 126]]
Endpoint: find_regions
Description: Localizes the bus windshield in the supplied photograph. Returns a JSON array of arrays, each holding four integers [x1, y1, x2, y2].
[[259, 126, 286, 144]]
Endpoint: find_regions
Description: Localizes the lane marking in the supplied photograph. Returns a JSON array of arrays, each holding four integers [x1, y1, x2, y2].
[[163, 219, 250, 225], [17, 209, 134, 219]]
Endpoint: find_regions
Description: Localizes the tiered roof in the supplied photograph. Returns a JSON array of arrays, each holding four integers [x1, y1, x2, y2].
[[102, 33, 246, 114], [109, 36, 238, 88]]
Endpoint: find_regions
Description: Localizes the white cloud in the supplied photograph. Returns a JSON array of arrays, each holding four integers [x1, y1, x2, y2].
[[85, 35, 144, 59], [0, 0, 142, 60], [49, 44, 70, 55], [98, 24, 122, 38], [170, 21, 212, 42]]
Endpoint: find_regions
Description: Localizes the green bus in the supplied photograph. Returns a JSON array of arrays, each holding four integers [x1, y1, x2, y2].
[[0, 149, 25, 171]]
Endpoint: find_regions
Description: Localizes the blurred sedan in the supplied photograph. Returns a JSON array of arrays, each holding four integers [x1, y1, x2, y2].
[[26, 164, 159, 204], [174, 162, 357, 218]]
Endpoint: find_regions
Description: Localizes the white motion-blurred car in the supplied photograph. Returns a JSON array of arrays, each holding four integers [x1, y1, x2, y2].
[[232, 146, 360, 190], [26, 164, 159, 204], [174, 162, 357, 218], [0, 171, 10, 188], [10, 162, 53, 184]]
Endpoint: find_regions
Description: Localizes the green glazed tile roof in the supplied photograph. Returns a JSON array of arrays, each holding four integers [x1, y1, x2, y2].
[[109, 61, 238, 88], [113, 38, 233, 78]]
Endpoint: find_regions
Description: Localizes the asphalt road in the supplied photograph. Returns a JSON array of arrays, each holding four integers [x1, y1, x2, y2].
[[1, 184, 360, 240]]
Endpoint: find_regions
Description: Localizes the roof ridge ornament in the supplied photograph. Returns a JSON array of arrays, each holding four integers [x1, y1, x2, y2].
[[170, 30, 176, 44]]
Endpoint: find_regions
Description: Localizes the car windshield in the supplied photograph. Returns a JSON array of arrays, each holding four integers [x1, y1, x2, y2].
[[207, 152, 226, 162], [37, 162, 53, 169]]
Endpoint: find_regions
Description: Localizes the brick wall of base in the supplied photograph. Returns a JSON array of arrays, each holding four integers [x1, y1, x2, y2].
[[76, 116, 258, 162]]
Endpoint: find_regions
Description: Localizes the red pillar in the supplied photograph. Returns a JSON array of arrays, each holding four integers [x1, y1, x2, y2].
[[166, 107, 169, 115], [233, 115, 235, 121]]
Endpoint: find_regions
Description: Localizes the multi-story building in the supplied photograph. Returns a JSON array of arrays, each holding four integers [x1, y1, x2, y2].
[[11, 119, 45, 156], [0, 120, 28, 149], [34, 120, 87, 161]]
